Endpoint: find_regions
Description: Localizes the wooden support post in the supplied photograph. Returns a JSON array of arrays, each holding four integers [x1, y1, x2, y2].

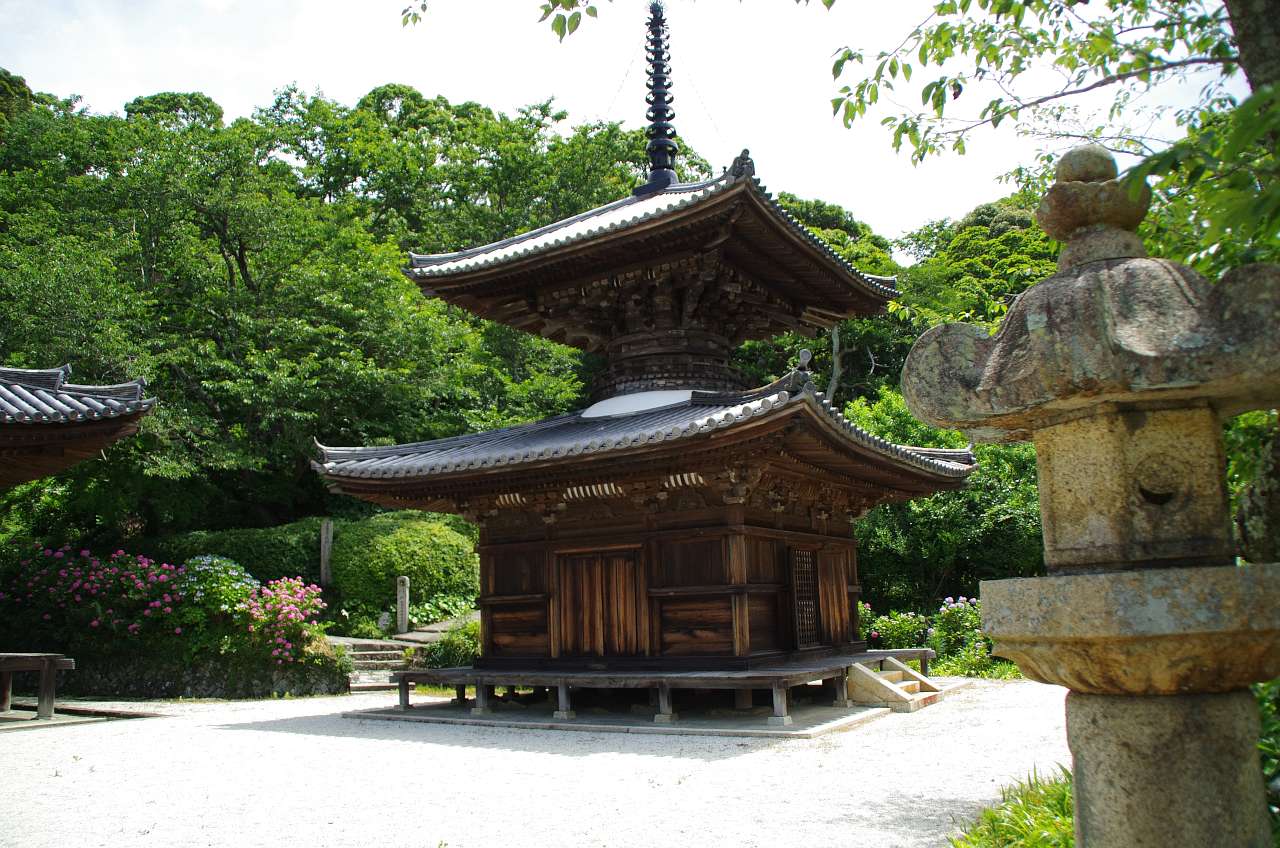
[[554, 683, 575, 719], [654, 684, 677, 724], [472, 684, 494, 715], [829, 669, 852, 708], [920, 653, 930, 677], [398, 677, 411, 710], [37, 658, 56, 720], [734, 688, 754, 710], [319, 519, 334, 587], [768, 684, 793, 726], [454, 685, 468, 706], [0, 670, 11, 712]]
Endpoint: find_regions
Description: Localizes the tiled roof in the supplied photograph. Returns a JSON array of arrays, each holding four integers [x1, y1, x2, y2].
[[315, 372, 974, 483], [0, 365, 155, 424], [406, 160, 899, 301]]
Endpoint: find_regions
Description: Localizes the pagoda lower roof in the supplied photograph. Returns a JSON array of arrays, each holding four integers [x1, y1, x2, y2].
[[402, 154, 900, 345], [0, 366, 154, 424], [315, 372, 975, 501]]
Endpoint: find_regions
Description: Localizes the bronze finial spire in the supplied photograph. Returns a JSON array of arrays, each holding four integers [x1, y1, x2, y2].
[[633, 0, 679, 196]]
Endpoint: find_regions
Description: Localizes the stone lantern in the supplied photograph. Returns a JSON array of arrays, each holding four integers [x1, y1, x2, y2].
[[901, 145, 1280, 845]]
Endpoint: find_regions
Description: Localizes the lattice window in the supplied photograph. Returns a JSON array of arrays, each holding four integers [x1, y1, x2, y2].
[[791, 548, 820, 649]]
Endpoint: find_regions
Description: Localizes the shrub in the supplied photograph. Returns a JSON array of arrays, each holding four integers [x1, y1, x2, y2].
[[1257, 678, 1280, 837], [932, 636, 1022, 679], [416, 619, 481, 668], [0, 542, 200, 656], [240, 576, 327, 665], [930, 596, 983, 656], [0, 544, 345, 697], [330, 512, 478, 614], [406, 594, 475, 629], [868, 610, 930, 649], [950, 769, 1074, 847], [146, 517, 327, 584], [856, 600, 874, 642]]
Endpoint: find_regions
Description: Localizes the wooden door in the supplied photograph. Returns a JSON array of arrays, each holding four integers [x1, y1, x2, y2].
[[556, 552, 641, 657]]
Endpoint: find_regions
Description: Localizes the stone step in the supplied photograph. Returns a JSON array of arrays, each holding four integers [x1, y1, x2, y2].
[[898, 679, 921, 694], [348, 651, 406, 662], [350, 680, 398, 693], [877, 669, 905, 683], [352, 659, 410, 671]]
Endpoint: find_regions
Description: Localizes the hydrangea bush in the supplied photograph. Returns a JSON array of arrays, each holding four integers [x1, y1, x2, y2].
[[241, 576, 326, 665], [0, 544, 344, 694], [868, 610, 931, 649], [0, 543, 194, 651]]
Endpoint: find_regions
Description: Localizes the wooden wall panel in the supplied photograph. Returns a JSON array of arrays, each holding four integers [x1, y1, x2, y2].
[[659, 596, 734, 655], [748, 593, 780, 653], [491, 548, 547, 595], [818, 550, 851, 645], [555, 552, 642, 657], [604, 553, 641, 655], [651, 538, 725, 588], [489, 602, 550, 657], [745, 537, 784, 584]]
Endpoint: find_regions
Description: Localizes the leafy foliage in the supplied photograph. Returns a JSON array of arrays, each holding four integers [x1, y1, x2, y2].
[[866, 610, 930, 649], [145, 518, 328, 584], [0, 83, 691, 543], [415, 619, 482, 668], [950, 769, 1075, 848], [328, 511, 478, 615], [847, 388, 1043, 611]]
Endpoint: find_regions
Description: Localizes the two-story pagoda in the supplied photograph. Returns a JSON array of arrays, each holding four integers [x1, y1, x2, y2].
[[317, 3, 974, 717]]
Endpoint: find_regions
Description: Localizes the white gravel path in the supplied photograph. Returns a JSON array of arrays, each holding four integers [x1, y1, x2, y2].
[[0, 679, 1069, 848]]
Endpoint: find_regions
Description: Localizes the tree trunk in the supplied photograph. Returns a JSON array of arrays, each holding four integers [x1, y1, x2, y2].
[[1237, 423, 1280, 563], [1223, 0, 1280, 90], [826, 325, 843, 405]]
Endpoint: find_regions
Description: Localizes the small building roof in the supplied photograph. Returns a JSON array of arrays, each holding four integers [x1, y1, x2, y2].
[[0, 365, 156, 488], [0, 365, 154, 424], [315, 370, 974, 511], [403, 154, 899, 350]]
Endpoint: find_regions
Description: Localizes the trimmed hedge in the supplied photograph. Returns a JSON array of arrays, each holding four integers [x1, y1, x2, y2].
[[144, 518, 326, 584], [329, 511, 478, 613]]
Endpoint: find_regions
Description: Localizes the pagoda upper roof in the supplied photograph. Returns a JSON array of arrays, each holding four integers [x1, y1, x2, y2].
[[0, 365, 154, 424], [315, 370, 974, 510], [402, 154, 899, 347]]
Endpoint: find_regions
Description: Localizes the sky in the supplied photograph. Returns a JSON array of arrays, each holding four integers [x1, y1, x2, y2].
[[0, 0, 1215, 240]]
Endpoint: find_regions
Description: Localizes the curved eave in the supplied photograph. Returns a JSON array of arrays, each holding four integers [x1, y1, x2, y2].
[[404, 166, 897, 310], [314, 377, 975, 494], [0, 365, 156, 425]]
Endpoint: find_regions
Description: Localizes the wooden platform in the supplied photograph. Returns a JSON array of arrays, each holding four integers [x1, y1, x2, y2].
[[393, 649, 933, 726]]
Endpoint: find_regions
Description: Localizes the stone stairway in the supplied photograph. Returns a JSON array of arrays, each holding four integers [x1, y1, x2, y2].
[[847, 656, 944, 712], [327, 637, 415, 692]]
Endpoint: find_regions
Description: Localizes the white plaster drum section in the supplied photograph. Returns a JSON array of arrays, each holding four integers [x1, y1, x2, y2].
[[580, 390, 695, 418]]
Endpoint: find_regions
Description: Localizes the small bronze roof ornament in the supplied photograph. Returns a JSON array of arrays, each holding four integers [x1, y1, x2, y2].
[[633, 1, 679, 196]]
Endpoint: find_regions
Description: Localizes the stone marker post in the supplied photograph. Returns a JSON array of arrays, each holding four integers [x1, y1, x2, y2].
[[902, 145, 1280, 846], [395, 576, 410, 635]]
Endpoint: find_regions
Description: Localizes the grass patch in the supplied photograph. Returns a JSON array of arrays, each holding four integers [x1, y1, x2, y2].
[[950, 769, 1074, 847]]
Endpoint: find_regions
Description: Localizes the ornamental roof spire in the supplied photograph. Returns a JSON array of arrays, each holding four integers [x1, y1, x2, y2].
[[634, 1, 679, 196]]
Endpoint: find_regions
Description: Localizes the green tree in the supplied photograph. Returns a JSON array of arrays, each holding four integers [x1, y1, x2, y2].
[[0, 82, 678, 543]]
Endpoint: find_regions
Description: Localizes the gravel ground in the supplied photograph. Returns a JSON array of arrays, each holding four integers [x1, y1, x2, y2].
[[0, 679, 1069, 848]]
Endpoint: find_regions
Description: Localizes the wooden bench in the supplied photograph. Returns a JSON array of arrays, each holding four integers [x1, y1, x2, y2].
[[0, 653, 76, 720], [862, 648, 936, 677]]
